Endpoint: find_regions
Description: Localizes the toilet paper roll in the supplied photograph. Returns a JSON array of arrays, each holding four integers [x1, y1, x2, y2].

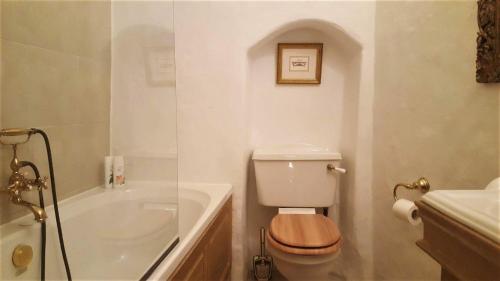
[[392, 199, 421, 226]]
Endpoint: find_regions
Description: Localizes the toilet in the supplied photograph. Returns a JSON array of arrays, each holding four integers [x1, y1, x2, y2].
[[252, 145, 344, 281]]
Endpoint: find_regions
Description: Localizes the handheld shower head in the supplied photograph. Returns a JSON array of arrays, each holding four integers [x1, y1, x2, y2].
[[0, 128, 35, 145], [0, 128, 36, 136]]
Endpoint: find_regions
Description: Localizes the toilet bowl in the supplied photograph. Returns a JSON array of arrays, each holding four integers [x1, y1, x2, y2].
[[252, 145, 345, 280], [267, 244, 340, 281], [265, 213, 341, 280]]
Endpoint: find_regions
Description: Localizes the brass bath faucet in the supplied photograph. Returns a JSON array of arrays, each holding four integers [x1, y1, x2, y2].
[[1, 142, 48, 222]]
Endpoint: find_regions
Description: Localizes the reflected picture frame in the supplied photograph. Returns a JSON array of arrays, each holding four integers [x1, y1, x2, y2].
[[145, 46, 176, 87], [277, 43, 323, 84]]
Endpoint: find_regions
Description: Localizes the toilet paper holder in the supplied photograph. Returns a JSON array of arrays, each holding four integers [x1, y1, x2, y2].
[[393, 177, 430, 201]]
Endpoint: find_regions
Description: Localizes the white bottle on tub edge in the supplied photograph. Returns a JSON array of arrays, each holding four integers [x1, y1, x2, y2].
[[113, 156, 125, 187], [104, 156, 113, 188]]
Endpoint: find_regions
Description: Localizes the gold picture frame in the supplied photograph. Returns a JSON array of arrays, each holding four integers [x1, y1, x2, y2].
[[277, 43, 323, 84]]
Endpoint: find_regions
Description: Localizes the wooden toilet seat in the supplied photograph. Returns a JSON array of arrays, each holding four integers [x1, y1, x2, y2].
[[267, 214, 342, 256]]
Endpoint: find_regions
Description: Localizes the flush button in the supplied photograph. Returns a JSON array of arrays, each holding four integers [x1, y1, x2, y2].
[[12, 244, 33, 269]]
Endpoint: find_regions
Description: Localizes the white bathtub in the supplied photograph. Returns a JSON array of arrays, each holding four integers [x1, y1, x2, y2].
[[0, 182, 232, 281]]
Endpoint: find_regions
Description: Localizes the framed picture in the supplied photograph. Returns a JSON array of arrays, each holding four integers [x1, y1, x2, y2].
[[277, 43, 323, 84], [476, 0, 500, 83]]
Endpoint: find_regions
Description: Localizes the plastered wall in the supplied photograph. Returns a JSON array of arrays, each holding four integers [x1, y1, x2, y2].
[[373, 1, 499, 279], [174, 2, 376, 279], [175, 1, 498, 280]]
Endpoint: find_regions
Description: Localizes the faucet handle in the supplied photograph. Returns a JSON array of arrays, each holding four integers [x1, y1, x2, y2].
[[27, 177, 48, 191], [37, 177, 49, 190]]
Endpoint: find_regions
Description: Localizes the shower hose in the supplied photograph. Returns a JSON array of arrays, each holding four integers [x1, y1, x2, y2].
[[26, 129, 73, 281]]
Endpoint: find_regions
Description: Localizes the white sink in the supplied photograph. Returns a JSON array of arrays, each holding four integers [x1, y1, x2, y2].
[[421, 178, 500, 243]]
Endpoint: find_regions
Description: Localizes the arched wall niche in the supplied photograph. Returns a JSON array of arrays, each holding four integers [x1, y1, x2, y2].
[[245, 18, 367, 279], [248, 18, 363, 57]]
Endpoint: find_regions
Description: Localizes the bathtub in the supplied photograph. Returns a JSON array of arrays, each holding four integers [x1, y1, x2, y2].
[[0, 182, 232, 280]]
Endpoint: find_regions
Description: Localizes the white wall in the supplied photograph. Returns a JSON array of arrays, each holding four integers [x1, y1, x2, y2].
[[248, 28, 346, 149], [174, 2, 375, 279], [373, 2, 499, 279]]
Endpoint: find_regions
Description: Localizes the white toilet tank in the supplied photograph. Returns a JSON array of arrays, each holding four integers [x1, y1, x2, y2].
[[252, 145, 342, 207]]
